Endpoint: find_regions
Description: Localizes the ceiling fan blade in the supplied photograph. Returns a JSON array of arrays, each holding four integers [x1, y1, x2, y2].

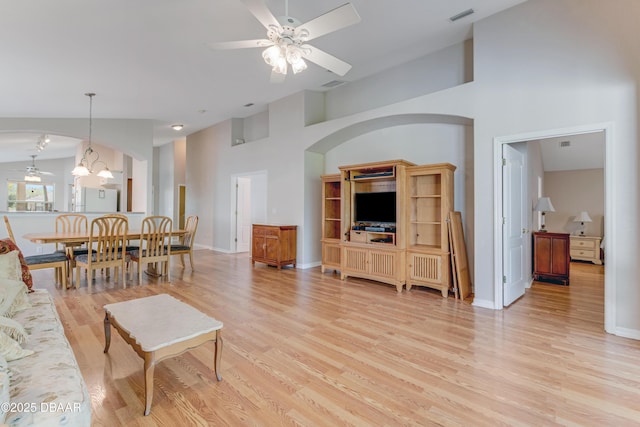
[[40, 171, 55, 176], [301, 44, 352, 76], [239, 0, 281, 30], [295, 3, 361, 41], [208, 39, 272, 50], [270, 70, 286, 84]]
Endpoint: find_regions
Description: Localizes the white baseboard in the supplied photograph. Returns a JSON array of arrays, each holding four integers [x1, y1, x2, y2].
[[472, 299, 497, 310], [614, 327, 640, 340]]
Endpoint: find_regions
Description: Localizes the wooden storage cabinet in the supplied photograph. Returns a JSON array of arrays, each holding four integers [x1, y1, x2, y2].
[[342, 245, 405, 292], [321, 174, 342, 272], [406, 249, 450, 297], [339, 160, 413, 292], [533, 232, 569, 285], [405, 164, 456, 296], [251, 224, 297, 269], [570, 235, 602, 265]]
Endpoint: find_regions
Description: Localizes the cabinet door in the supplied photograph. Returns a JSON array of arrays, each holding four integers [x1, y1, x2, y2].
[[369, 249, 398, 279], [343, 246, 368, 274], [252, 236, 266, 259], [322, 242, 341, 269], [407, 252, 442, 284], [534, 235, 552, 274], [265, 236, 279, 262], [551, 236, 569, 276]]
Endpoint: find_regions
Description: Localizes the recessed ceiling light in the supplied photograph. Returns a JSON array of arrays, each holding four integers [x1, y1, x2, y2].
[[171, 124, 184, 131]]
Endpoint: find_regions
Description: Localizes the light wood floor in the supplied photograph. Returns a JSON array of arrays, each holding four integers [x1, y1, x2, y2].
[[31, 253, 640, 426]]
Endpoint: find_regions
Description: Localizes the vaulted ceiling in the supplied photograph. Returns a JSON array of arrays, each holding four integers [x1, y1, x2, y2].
[[0, 0, 526, 160]]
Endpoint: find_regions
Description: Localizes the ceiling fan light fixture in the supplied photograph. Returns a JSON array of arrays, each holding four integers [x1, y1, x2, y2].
[[24, 174, 41, 182], [272, 56, 288, 75], [262, 45, 282, 67], [291, 56, 307, 74]]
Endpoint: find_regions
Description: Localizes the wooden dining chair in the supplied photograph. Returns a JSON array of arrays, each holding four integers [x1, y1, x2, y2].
[[3, 215, 68, 288], [129, 216, 172, 284], [167, 215, 198, 270], [75, 215, 128, 291], [55, 213, 91, 286]]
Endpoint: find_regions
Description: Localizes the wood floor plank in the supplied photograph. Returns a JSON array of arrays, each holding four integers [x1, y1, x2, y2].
[[27, 253, 640, 426]]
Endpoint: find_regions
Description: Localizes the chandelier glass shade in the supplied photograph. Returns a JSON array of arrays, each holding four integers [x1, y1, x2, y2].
[[262, 39, 308, 75], [71, 93, 114, 179]]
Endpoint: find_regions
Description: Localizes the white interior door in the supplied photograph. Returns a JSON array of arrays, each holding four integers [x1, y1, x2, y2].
[[503, 144, 528, 306], [236, 177, 251, 252]]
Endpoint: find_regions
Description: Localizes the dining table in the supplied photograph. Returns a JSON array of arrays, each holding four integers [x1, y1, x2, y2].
[[23, 229, 187, 246], [23, 229, 188, 280]]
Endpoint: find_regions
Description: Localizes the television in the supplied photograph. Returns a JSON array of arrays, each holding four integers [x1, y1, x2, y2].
[[354, 192, 396, 224]]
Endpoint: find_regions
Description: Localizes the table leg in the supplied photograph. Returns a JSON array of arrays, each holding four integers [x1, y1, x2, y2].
[[144, 352, 156, 416], [214, 330, 223, 381], [103, 313, 111, 353]]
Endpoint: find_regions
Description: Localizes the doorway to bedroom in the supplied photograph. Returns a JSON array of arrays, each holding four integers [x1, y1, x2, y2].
[[495, 123, 610, 331]]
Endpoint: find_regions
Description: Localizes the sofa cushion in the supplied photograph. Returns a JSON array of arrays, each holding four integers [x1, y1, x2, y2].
[[0, 330, 33, 362], [0, 279, 31, 318], [0, 316, 28, 344], [0, 240, 34, 291], [0, 250, 22, 281]]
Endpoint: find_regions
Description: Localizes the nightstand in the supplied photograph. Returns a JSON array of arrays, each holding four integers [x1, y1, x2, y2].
[[570, 235, 602, 265]]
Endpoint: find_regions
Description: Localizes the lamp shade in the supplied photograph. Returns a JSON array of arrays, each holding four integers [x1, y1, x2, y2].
[[534, 197, 555, 213], [573, 211, 592, 223]]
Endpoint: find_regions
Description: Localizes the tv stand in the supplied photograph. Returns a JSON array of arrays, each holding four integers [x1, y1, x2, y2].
[[339, 160, 414, 292], [324, 160, 456, 296]]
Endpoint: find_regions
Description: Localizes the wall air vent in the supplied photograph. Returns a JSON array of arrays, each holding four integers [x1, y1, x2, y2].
[[321, 80, 346, 89], [560, 140, 571, 148], [449, 8, 475, 22]]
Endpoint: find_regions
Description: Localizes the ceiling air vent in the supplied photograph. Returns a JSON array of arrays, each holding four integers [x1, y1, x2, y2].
[[449, 9, 475, 22], [322, 80, 346, 89], [560, 140, 571, 148]]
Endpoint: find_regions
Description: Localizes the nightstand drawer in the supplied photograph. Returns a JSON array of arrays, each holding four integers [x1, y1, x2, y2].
[[571, 239, 597, 250], [571, 249, 596, 259]]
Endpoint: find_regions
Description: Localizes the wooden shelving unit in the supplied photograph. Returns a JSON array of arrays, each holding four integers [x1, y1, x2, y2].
[[321, 174, 342, 273], [405, 164, 456, 297]]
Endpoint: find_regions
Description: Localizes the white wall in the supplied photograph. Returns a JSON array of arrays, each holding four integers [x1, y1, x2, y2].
[[186, 0, 640, 335]]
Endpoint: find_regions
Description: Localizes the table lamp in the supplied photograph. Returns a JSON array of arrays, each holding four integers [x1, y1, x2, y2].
[[573, 211, 592, 236], [534, 197, 555, 232]]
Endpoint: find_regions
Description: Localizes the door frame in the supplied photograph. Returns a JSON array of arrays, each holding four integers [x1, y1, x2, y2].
[[229, 170, 268, 253], [493, 122, 614, 333]]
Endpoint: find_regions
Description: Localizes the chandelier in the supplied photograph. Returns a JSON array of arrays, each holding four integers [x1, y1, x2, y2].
[[71, 93, 114, 179]]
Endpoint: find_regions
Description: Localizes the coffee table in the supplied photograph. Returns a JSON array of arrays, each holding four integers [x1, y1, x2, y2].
[[103, 294, 223, 416]]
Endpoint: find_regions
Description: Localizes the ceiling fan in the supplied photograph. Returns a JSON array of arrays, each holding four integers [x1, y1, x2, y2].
[[209, 0, 361, 82], [11, 155, 55, 182]]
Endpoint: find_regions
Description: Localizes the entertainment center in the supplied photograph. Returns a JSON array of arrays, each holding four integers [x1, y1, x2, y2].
[[321, 159, 456, 296]]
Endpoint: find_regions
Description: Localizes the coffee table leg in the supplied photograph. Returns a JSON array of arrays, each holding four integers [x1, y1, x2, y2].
[[214, 330, 223, 381], [103, 313, 111, 353], [144, 353, 156, 416]]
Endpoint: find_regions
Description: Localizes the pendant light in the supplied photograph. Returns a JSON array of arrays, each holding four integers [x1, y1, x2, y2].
[[71, 93, 114, 179]]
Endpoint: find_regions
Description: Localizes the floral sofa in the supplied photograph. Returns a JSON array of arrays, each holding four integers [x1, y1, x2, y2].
[[0, 239, 91, 426]]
